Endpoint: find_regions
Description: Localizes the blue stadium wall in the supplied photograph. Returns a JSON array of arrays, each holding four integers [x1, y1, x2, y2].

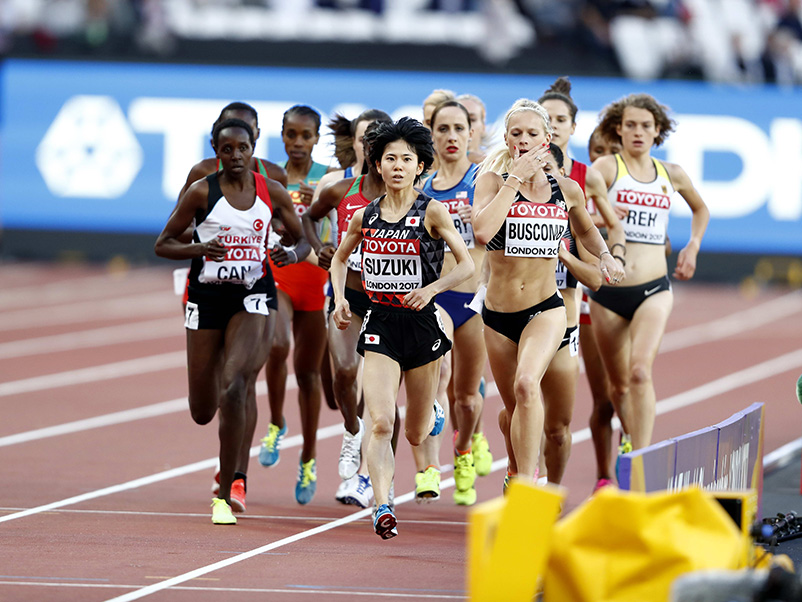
[[1, 59, 800, 279]]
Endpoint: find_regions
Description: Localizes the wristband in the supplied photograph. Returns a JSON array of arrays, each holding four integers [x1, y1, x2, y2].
[[613, 254, 626, 267], [611, 243, 627, 255], [286, 248, 298, 264], [506, 174, 524, 185], [599, 250, 612, 261]]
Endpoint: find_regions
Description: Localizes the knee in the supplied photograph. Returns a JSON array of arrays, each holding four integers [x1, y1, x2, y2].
[[221, 373, 247, 410], [189, 405, 216, 426], [294, 369, 320, 391], [371, 415, 394, 441], [630, 362, 651, 386], [514, 374, 540, 407], [405, 427, 427, 447], [591, 399, 615, 422], [333, 364, 359, 392], [269, 340, 290, 363], [544, 423, 571, 448]]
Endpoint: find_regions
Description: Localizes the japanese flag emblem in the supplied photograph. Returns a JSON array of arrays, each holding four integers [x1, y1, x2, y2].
[[405, 216, 420, 227], [365, 334, 380, 345]]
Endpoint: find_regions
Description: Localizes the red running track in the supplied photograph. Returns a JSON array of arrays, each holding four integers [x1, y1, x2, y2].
[[1, 262, 801, 601]]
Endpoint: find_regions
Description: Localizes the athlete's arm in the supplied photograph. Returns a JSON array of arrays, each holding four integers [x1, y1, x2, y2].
[[302, 179, 346, 271], [268, 180, 311, 267], [563, 177, 625, 286], [403, 202, 474, 311], [585, 165, 626, 251], [667, 162, 709, 281], [561, 237, 603, 291], [155, 180, 224, 261], [330, 208, 365, 329]]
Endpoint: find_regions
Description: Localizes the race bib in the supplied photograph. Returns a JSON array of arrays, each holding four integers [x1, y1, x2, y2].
[[440, 193, 474, 251], [504, 202, 568, 258], [243, 293, 270, 316], [184, 301, 199, 330], [361, 238, 422, 294]]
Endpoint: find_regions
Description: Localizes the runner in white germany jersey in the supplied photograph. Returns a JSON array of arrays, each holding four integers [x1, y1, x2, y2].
[[609, 153, 673, 246]]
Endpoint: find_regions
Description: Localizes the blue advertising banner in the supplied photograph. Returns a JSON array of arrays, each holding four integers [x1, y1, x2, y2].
[[2, 59, 801, 254]]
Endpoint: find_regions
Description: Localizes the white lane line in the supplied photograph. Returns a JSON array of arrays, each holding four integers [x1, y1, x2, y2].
[[660, 290, 802, 352], [0, 293, 176, 332], [0, 507, 469, 526], [763, 437, 802, 472], [0, 352, 186, 398], [0, 582, 464, 599], [0, 269, 168, 309], [0, 377, 296, 448], [0, 421, 343, 525], [0, 318, 182, 360]]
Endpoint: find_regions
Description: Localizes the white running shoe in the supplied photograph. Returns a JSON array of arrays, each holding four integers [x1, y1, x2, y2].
[[335, 475, 358, 504], [343, 474, 373, 509], [338, 417, 364, 480]]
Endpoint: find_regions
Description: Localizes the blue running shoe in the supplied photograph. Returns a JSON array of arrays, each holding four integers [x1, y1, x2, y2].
[[295, 458, 317, 505], [373, 504, 398, 539], [429, 399, 445, 437], [259, 420, 287, 467]]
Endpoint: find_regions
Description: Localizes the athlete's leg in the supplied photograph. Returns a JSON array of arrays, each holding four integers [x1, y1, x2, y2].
[[583, 323, 616, 481], [327, 311, 363, 436], [265, 290, 293, 432], [292, 309, 326, 463], [362, 351, 402, 507], [627, 291, 673, 449], [540, 343, 579, 484], [451, 314, 486, 453]]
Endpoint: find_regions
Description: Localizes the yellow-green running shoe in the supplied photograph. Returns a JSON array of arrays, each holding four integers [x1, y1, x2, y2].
[[415, 466, 441, 503], [211, 497, 236, 525], [453, 453, 477, 506], [471, 432, 493, 476]]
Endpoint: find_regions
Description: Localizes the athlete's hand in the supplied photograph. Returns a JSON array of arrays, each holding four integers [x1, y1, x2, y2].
[[403, 287, 435, 311], [332, 299, 352, 330], [600, 252, 625, 285], [316, 244, 336, 271], [298, 182, 316, 206], [202, 239, 226, 262], [270, 244, 298, 268], [673, 243, 698, 280], [613, 204, 628, 220], [509, 142, 551, 183], [456, 203, 472, 224]]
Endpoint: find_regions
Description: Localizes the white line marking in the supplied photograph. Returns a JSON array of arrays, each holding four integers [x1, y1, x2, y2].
[[0, 420, 342, 525], [0, 377, 297, 447], [0, 582, 465, 599], [0, 352, 186, 397], [763, 437, 802, 472], [0, 318, 181, 359], [0, 293, 176, 332]]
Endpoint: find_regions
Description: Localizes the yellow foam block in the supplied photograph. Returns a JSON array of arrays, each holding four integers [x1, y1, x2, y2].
[[468, 481, 565, 602]]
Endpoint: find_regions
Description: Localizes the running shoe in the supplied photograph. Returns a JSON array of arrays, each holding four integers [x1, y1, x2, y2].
[[502, 473, 511, 496], [388, 480, 395, 512], [338, 417, 364, 480], [593, 478, 614, 494], [472, 432, 493, 476], [373, 503, 398, 540], [453, 453, 477, 506], [295, 458, 317, 505], [259, 420, 287, 467], [335, 475, 357, 505], [415, 466, 441, 503], [229, 478, 246, 513], [429, 400, 445, 437], [343, 474, 373, 509], [211, 469, 220, 495], [211, 498, 236, 525], [615, 433, 633, 476]]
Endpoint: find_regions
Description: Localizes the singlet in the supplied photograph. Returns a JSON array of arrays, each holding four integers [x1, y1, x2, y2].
[[486, 173, 569, 259], [422, 163, 479, 252], [609, 154, 673, 245], [569, 159, 591, 212], [337, 175, 373, 271], [360, 193, 444, 310], [277, 160, 331, 244], [190, 172, 272, 291]]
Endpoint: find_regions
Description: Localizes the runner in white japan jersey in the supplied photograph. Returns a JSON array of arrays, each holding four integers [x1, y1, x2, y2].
[[155, 118, 309, 526]]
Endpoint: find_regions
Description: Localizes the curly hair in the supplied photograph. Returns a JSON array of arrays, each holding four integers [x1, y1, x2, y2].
[[597, 93, 676, 148]]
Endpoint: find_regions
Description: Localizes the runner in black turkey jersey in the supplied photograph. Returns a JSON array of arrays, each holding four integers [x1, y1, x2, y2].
[[330, 118, 474, 539]]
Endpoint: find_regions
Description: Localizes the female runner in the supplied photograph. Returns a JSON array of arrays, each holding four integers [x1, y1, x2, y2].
[[472, 99, 623, 487], [155, 118, 308, 524], [331, 118, 474, 538]]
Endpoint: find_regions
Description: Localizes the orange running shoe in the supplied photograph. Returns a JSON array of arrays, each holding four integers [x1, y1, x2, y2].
[[230, 478, 246, 513]]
